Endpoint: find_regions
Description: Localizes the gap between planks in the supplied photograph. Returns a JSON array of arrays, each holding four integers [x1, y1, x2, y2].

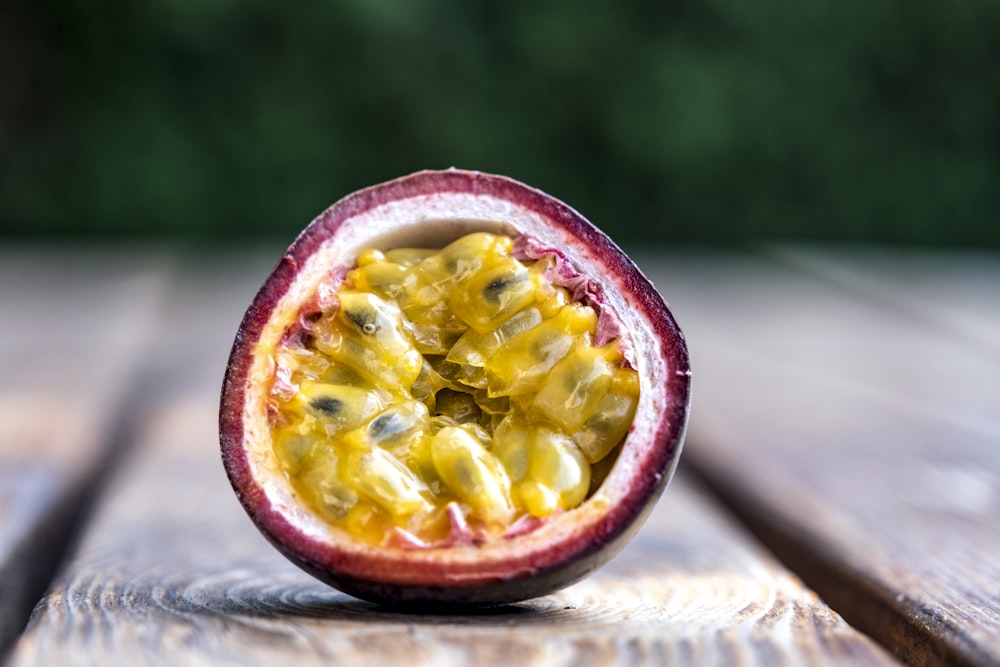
[[684, 459, 993, 667], [0, 246, 275, 662], [0, 247, 172, 660], [637, 247, 1000, 667]]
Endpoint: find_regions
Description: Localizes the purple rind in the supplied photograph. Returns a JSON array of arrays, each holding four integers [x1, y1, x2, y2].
[[220, 168, 690, 606]]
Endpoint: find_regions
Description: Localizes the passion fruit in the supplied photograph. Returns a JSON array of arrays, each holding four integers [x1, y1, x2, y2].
[[220, 169, 690, 606]]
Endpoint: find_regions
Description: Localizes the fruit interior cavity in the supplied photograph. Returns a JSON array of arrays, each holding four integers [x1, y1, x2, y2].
[[267, 232, 638, 548]]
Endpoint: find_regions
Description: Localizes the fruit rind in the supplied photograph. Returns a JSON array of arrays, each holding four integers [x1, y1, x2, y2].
[[220, 168, 690, 606]]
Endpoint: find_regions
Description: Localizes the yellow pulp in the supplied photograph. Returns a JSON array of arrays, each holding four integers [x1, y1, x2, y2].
[[269, 233, 638, 546]]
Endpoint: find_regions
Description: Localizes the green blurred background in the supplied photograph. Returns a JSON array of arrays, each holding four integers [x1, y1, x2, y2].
[[2, 0, 998, 246]]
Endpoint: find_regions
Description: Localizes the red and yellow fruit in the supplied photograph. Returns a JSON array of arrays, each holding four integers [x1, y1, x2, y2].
[[220, 169, 690, 606]]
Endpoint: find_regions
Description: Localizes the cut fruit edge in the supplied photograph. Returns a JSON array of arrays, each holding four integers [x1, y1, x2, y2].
[[220, 168, 691, 593]]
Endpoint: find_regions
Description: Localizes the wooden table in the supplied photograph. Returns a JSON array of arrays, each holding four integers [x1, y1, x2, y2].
[[1, 244, 997, 666]]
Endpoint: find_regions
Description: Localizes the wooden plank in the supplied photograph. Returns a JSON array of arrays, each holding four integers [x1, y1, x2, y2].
[[7, 253, 896, 666], [772, 246, 1000, 354], [639, 250, 1000, 667], [7, 400, 897, 667], [0, 246, 168, 655]]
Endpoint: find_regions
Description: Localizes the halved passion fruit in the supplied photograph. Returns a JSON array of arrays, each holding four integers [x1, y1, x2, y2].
[[220, 169, 690, 606]]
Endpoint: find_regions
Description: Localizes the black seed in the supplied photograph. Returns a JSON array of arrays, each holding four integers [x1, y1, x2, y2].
[[311, 397, 343, 416], [346, 308, 378, 334], [369, 412, 407, 440], [483, 274, 525, 303]]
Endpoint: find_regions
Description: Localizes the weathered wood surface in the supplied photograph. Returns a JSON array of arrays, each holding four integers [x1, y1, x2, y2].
[[641, 249, 1000, 667], [0, 247, 167, 654], [773, 246, 1000, 354], [7, 400, 895, 667], [5, 250, 896, 667]]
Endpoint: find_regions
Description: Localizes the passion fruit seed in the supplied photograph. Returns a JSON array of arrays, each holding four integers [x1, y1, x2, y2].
[[267, 232, 639, 546]]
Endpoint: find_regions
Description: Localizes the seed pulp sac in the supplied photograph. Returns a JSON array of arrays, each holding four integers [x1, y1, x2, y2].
[[268, 232, 639, 547]]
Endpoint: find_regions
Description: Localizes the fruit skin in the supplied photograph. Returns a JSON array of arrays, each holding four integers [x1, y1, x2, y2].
[[220, 168, 690, 607]]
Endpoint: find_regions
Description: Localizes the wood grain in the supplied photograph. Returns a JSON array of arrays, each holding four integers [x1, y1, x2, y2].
[[772, 246, 1000, 355], [0, 247, 167, 655], [7, 397, 897, 667], [640, 250, 1000, 666], [7, 251, 896, 667]]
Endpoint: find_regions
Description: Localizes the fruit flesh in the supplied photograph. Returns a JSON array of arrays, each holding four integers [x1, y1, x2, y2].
[[268, 232, 639, 546]]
